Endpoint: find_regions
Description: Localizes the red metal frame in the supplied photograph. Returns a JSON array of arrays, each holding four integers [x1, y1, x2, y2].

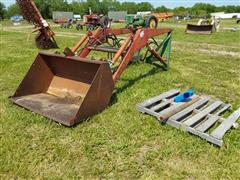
[[68, 27, 172, 83]]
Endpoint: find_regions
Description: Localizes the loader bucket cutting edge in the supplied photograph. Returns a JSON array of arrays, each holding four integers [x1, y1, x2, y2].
[[11, 52, 114, 126]]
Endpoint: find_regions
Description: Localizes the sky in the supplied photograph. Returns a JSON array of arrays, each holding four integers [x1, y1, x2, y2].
[[1, 0, 239, 8]]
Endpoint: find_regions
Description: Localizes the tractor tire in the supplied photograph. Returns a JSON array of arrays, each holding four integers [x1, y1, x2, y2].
[[146, 16, 158, 29], [76, 24, 83, 31], [87, 24, 94, 31], [100, 16, 111, 28], [67, 24, 73, 29]]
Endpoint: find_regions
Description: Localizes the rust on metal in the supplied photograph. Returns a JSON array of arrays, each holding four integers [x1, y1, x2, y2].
[[71, 34, 88, 53], [11, 27, 172, 126], [186, 24, 213, 35], [148, 47, 167, 66], [11, 52, 114, 126], [111, 28, 172, 82], [112, 35, 132, 64], [16, 0, 58, 49]]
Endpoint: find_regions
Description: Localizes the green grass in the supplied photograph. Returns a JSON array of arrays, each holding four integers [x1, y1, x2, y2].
[[0, 20, 240, 179]]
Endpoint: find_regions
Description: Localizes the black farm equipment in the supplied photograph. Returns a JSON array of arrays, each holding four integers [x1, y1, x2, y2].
[[186, 18, 220, 35], [76, 14, 111, 31], [60, 19, 74, 29]]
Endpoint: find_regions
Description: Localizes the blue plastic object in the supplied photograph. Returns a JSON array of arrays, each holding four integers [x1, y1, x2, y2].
[[10, 15, 23, 22], [174, 89, 195, 102]]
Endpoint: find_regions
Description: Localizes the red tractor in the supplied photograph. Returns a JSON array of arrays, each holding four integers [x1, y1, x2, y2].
[[76, 14, 111, 31]]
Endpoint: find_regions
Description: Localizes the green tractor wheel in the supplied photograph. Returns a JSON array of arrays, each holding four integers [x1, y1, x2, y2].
[[146, 16, 158, 29]]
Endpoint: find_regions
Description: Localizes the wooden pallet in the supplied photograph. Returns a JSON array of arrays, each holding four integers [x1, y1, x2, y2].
[[136, 89, 240, 147]]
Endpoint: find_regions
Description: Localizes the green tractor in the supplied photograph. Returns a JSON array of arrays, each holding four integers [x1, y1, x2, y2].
[[125, 14, 158, 29]]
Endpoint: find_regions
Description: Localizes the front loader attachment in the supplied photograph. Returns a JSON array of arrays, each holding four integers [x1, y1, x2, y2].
[[11, 27, 173, 126], [186, 24, 213, 34], [11, 52, 114, 126]]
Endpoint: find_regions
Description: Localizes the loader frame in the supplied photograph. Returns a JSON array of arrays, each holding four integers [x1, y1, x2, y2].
[[65, 27, 173, 83]]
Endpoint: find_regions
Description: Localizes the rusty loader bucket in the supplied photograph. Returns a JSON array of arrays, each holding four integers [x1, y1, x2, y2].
[[186, 24, 213, 34], [11, 52, 114, 126]]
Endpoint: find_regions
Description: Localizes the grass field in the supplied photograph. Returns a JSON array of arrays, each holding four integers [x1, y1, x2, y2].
[[0, 19, 240, 179]]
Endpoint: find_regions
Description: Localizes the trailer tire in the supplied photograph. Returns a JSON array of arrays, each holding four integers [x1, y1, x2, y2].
[[76, 24, 83, 31], [146, 16, 158, 29], [67, 24, 73, 29], [87, 24, 94, 31], [100, 16, 110, 28]]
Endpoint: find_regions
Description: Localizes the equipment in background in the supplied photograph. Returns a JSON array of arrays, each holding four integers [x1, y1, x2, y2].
[[10, 15, 24, 22], [150, 12, 174, 22], [76, 14, 111, 31], [54, 18, 68, 24], [186, 18, 220, 35], [52, 11, 74, 24], [60, 19, 74, 29], [10, 27, 172, 126], [136, 89, 240, 147], [125, 14, 158, 29], [73, 14, 81, 21], [108, 11, 127, 22], [16, 0, 58, 49]]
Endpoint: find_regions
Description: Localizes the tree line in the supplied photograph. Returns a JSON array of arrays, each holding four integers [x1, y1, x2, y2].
[[0, 0, 239, 19]]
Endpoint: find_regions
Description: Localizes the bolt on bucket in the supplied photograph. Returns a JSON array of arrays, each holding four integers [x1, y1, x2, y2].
[[11, 52, 114, 126]]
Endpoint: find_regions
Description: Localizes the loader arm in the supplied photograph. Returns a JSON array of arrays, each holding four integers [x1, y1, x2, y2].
[[70, 27, 172, 83], [112, 28, 172, 82], [69, 28, 133, 56]]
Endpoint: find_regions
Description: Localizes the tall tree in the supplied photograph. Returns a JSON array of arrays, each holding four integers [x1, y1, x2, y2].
[[5, 1, 240, 20], [85, 0, 101, 13], [5, 3, 21, 18], [190, 3, 216, 17], [235, 6, 240, 12], [108, 0, 121, 11], [50, 0, 70, 12], [70, 1, 83, 14], [225, 5, 237, 13], [173, 6, 187, 15], [99, 0, 120, 14], [33, 0, 51, 19], [137, 2, 154, 12], [155, 6, 168, 13], [119, 2, 137, 14], [0, 2, 5, 19]]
